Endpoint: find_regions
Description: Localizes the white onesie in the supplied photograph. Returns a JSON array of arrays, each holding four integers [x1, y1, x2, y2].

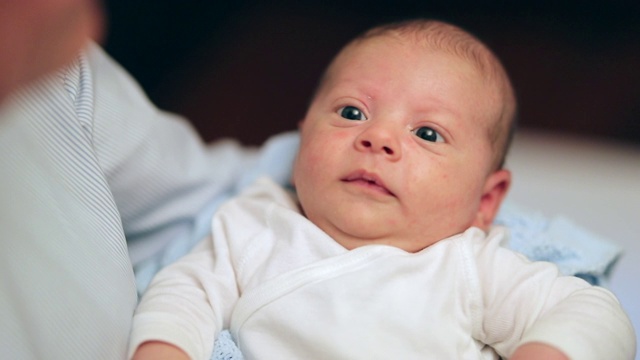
[[130, 177, 635, 360]]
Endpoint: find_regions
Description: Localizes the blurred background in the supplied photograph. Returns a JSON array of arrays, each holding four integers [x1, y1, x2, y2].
[[102, 1, 640, 147]]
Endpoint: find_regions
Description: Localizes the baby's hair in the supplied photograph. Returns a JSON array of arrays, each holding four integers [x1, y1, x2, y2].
[[315, 19, 518, 170]]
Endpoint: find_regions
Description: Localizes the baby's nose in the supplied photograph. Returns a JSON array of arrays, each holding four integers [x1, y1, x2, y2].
[[359, 139, 395, 155], [355, 125, 401, 160]]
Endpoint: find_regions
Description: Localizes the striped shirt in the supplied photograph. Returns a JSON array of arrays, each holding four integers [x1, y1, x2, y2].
[[0, 42, 255, 359]]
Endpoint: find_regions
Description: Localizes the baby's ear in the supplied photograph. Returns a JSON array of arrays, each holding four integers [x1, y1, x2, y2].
[[472, 169, 511, 230]]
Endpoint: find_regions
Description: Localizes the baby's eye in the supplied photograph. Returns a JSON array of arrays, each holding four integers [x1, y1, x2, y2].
[[338, 106, 367, 121], [414, 127, 444, 143]]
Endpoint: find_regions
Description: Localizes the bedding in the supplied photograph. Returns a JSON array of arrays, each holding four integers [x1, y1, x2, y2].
[[132, 130, 639, 359], [506, 130, 640, 359]]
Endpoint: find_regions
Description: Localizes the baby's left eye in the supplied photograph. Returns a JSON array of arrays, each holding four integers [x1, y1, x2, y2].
[[414, 127, 444, 143]]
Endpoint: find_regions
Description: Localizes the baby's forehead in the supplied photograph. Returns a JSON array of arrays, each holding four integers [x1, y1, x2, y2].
[[327, 37, 504, 116], [333, 35, 504, 94], [363, 27, 503, 75]]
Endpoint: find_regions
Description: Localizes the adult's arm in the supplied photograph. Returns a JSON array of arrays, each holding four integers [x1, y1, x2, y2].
[[84, 43, 257, 270], [0, 41, 256, 359]]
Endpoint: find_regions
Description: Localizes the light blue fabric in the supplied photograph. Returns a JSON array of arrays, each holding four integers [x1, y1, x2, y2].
[[211, 331, 244, 360], [495, 202, 621, 286]]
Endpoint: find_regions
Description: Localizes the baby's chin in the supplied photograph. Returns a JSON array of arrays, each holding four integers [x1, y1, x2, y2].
[[301, 201, 446, 252], [322, 216, 472, 253], [323, 225, 438, 253]]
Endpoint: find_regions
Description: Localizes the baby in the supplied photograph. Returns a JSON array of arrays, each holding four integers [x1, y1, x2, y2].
[[129, 19, 635, 360]]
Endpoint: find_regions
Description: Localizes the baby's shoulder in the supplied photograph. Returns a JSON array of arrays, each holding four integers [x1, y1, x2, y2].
[[217, 177, 296, 223]]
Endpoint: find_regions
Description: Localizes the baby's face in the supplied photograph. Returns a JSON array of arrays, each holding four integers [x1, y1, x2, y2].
[[293, 36, 507, 252]]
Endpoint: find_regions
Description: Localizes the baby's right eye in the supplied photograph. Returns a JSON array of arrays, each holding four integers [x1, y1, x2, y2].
[[338, 106, 367, 121]]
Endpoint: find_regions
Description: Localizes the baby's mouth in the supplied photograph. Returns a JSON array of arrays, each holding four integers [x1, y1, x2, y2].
[[342, 171, 395, 197]]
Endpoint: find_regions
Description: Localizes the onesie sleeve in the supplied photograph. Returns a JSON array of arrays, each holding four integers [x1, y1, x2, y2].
[[473, 227, 636, 359], [128, 234, 239, 360]]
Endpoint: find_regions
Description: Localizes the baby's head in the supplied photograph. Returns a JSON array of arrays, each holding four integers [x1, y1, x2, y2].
[[293, 19, 517, 252]]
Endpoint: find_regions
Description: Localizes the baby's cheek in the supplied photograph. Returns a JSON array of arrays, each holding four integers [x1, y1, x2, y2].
[[297, 146, 321, 173], [295, 149, 326, 185], [305, 136, 339, 164], [299, 126, 351, 175]]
